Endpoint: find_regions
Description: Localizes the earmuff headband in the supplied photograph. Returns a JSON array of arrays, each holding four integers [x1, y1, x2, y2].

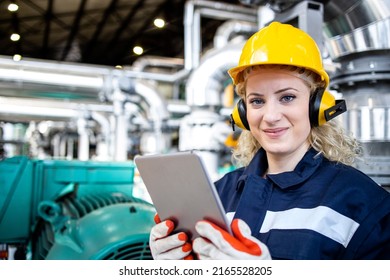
[[309, 88, 324, 127]]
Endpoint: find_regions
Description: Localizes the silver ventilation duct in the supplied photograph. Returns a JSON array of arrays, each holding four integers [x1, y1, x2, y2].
[[239, 0, 302, 12], [213, 20, 260, 49], [185, 18, 258, 107], [322, 0, 390, 187], [184, 0, 257, 70], [186, 42, 244, 107]]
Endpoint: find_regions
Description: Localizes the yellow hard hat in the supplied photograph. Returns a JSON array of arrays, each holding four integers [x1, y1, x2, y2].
[[228, 22, 329, 87]]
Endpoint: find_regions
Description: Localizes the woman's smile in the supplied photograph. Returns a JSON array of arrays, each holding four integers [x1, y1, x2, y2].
[[262, 127, 289, 138]]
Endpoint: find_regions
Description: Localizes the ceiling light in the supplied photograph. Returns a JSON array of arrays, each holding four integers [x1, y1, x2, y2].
[[154, 18, 165, 28], [13, 54, 22, 61], [10, 33, 20, 41], [133, 46, 143, 55], [7, 3, 19, 12]]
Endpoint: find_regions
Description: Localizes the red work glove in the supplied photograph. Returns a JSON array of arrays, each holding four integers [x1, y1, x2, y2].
[[193, 218, 271, 260], [149, 214, 194, 260]]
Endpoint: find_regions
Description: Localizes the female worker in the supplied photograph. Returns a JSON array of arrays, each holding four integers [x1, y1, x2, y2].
[[149, 22, 390, 259]]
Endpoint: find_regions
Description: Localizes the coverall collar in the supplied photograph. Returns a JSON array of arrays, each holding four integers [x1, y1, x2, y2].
[[239, 147, 323, 190]]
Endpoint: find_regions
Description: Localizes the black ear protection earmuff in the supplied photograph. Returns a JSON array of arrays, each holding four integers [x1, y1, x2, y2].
[[230, 88, 347, 131]]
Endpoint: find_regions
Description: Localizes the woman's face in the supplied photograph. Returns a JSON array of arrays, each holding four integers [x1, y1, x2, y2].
[[245, 68, 311, 158]]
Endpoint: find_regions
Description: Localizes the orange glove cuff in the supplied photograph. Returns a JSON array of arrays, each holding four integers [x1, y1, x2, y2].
[[207, 220, 261, 256]]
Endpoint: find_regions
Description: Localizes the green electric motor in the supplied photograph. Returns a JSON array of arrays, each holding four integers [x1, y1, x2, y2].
[[0, 156, 156, 260]]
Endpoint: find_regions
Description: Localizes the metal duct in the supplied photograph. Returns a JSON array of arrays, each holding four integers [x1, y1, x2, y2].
[[0, 97, 103, 121], [131, 56, 184, 73], [0, 78, 170, 161], [118, 78, 170, 123], [184, 0, 257, 70], [323, 0, 390, 37], [0, 56, 109, 101], [186, 18, 257, 107], [0, 55, 189, 103], [324, 1, 390, 59], [325, 18, 390, 59], [213, 20, 259, 49], [0, 55, 184, 159], [186, 42, 244, 107], [321, 0, 390, 187], [240, 0, 303, 13]]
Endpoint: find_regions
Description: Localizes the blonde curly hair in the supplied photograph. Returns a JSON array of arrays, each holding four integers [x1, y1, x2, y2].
[[231, 65, 362, 167]]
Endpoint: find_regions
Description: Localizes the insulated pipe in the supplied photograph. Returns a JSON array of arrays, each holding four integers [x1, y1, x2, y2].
[[52, 133, 62, 158], [91, 111, 111, 160], [0, 97, 115, 160], [66, 137, 75, 160], [130, 55, 187, 100], [184, 0, 257, 70], [111, 84, 129, 162], [77, 117, 89, 161], [0, 100, 80, 120], [134, 81, 170, 122], [0, 55, 189, 100], [0, 56, 106, 99], [0, 97, 113, 121], [123, 68, 190, 83], [131, 56, 184, 72], [118, 77, 170, 124], [132, 81, 171, 154], [113, 113, 128, 161], [186, 43, 244, 106], [213, 20, 258, 49], [0, 82, 172, 161]]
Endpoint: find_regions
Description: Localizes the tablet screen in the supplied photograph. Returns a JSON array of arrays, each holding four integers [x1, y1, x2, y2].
[[135, 152, 231, 239]]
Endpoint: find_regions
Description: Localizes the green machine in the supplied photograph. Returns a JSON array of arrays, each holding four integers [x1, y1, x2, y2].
[[0, 156, 156, 260]]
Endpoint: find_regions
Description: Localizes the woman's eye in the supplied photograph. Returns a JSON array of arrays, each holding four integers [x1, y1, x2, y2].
[[281, 95, 295, 102], [249, 98, 264, 105]]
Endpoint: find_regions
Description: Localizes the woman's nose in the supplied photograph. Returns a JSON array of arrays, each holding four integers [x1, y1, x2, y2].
[[262, 102, 282, 123]]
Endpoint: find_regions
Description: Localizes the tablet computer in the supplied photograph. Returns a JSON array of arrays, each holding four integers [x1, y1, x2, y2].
[[134, 151, 231, 239]]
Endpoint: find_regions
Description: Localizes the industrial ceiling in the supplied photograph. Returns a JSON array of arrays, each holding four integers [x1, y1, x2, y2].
[[0, 0, 240, 67]]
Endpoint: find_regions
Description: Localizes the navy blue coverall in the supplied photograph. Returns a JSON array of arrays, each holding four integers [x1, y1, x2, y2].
[[215, 148, 390, 259]]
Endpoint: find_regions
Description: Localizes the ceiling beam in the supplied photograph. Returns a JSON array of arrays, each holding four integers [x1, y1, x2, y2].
[[108, 1, 169, 65], [83, 0, 120, 60], [19, 0, 71, 31], [42, 0, 54, 58], [102, 0, 145, 59], [60, 0, 88, 61]]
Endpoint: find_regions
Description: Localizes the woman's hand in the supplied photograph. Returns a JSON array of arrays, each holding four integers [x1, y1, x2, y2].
[[193, 218, 271, 260], [149, 214, 194, 260]]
